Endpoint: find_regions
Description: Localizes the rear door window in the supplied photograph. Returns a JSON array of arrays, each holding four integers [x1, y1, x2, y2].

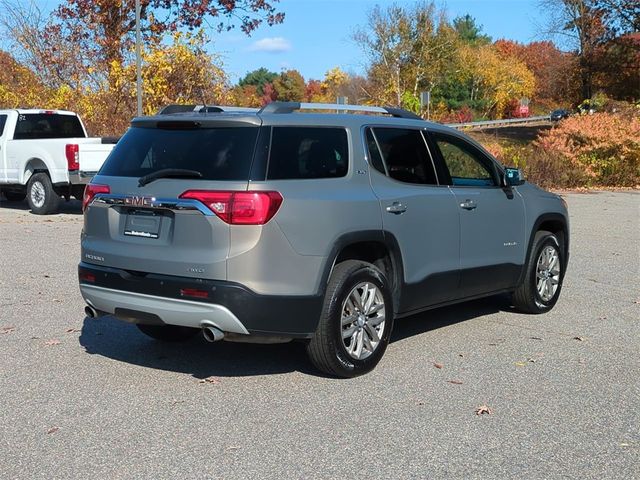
[[13, 114, 85, 139], [267, 127, 348, 179], [0, 115, 7, 136], [369, 128, 438, 185], [99, 125, 260, 181]]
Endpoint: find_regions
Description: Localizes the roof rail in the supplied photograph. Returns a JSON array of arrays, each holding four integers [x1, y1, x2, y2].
[[258, 101, 423, 120], [158, 105, 259, 115]]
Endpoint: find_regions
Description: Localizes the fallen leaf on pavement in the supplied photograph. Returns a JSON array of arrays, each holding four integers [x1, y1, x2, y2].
[[447, 380, 463, 385], [573, 336, 585, 342], [475, 405, 493, 415], [529, 336, 543, 341], [416, 401, 424, 406], [433, 362, 443, 369], [47, 427, 59, 434], [44, 339, 61, 346], [66, 328, 81, 333], [198, 376, 220, 384], [527, 358, 537, 363], [514, 361, 528, 367], [1, 326, 16, 334], [52, 299, 62, 303]]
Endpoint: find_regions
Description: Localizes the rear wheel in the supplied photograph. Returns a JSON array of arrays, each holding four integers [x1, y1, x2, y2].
[[27, 173, 60, 215], [512, 231, 564, 313], [307, 260, 394, 377], [136, 324, 200, 342]]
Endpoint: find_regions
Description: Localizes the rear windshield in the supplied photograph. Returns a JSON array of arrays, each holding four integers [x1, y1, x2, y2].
[[13, 114, 85, 140], [99, 125, 260, 180]]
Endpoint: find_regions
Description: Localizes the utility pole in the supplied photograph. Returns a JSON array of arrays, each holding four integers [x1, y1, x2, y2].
[[135, 0, 142, 116]]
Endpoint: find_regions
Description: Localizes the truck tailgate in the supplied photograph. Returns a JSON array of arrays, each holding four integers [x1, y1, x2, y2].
[[78, 142, 115, 172]]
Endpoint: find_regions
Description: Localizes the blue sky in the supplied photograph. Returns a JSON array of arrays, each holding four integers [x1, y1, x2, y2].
[[214, 0, 548, 82]]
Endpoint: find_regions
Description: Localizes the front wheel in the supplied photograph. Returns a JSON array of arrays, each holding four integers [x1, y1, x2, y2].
[[27, 173, 60, 215], [512, 231, 564, 313], [136, 324, 200, 342], [307, 260, 394, 378]]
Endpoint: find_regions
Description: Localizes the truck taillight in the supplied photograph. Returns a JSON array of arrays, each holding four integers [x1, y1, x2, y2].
[[66, 144, 79, 170], [179, 190, 283, 225], [83, 184, 110, 212]]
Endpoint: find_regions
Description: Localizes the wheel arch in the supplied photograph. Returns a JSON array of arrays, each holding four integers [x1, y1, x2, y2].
[[21, 157, 51, 184], [519, 213, 569, 286], [320, 231, 405, 313]]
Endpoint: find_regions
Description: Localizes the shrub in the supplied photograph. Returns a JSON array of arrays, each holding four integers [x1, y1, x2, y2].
[[535, 112, 640, 186]]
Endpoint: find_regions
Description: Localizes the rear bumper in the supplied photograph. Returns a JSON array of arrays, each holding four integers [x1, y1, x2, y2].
[[78, 263, 323, 338], [68, 170, 97, 185]]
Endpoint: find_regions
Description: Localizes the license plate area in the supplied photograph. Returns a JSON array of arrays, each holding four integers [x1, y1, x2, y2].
[[124, 210, 162, 239]]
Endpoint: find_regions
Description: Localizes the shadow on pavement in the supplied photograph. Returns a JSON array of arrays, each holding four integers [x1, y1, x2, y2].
[[0, 197, 83, 215], [79, 294, 512, 379]]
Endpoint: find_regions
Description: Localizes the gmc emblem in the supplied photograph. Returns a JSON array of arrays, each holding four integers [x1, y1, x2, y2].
[[124, 196, 155, 207]]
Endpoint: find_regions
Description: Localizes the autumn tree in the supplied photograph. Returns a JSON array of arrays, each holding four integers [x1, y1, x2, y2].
[[354, 2, 457, 109], [272, 70, 306, 102], [495, 39, 579, 106]]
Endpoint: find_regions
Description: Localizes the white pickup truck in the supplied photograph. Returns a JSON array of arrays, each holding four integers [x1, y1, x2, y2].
[[0, 109, 116, 214]]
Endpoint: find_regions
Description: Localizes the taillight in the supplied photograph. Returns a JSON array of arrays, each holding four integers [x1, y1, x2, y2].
[[179, 190, 283, 225], [66, 144, 79, 170], [83, 184, 110, 211]]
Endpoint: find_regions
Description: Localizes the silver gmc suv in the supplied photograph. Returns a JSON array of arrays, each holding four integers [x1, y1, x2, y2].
[[78, 102, 569, 377]]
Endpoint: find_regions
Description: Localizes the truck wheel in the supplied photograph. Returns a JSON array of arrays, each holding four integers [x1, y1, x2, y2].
[[27, 173, 60, 215], [2, 191, 26, 202], [136, 324, 200, 342], [512, 231, 564, 313], [307, 260, 394, 378]]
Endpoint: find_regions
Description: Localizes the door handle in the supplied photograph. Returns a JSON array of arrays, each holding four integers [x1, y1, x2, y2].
[[459, 199, 477, 210], [386, 202, 407, 214]]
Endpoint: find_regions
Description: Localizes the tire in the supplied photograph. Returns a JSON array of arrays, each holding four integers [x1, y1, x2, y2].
[[136, 324, 200, 342], [2, 191, 26, 202], [27, 173, 60, 215], [307, 260, 394, 378], [512, 231, 564, 313]]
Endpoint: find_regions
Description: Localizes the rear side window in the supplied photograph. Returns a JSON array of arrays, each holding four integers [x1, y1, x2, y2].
[[13, 114, 85, 140], [0, 115, 6, 136], [99, 126, 260, 181], [267, 127, 348, 180], [370, 128, 438, 185]]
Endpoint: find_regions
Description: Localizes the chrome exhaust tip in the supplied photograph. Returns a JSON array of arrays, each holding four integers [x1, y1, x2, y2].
[[202, 325, 225, 343], [84, 305, 98, 318]]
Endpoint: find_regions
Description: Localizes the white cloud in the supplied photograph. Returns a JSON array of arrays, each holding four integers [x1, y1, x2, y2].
[[248, 37, 292, 53]]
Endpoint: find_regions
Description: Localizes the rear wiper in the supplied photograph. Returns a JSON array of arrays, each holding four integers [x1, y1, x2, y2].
[[138, 168, 203, 187]]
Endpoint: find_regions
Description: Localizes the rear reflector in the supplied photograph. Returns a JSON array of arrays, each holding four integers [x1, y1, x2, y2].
[[179, 190, 283, 225], [180, 288, 209, 299], [79, 272, 96, 283], [82, 184, 110, 211], [66, 144, 79, 170]]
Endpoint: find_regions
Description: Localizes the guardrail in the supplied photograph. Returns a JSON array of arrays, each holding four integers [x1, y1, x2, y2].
[[446, 115, 551, 129]]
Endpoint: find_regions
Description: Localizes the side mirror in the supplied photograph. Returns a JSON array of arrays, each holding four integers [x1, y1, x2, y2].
[[504, 167, 525, 186]]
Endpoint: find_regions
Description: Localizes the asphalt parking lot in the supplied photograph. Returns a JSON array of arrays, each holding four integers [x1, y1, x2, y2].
[[0, 191, 638, 479]]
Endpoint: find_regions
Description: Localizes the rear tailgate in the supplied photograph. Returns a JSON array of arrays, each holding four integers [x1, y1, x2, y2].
[[82, 177, 247, 280], [77, 140, 115, 173], [81, 118, 262, 281]]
